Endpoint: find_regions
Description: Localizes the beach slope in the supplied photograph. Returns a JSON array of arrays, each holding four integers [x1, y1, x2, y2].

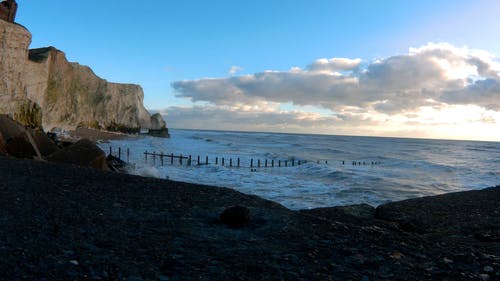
[[0, 156, 498, 280]]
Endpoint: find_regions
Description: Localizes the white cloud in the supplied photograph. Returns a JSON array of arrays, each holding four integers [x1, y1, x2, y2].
[[167, 42, 500, 140], [229, 65, 243, 75], [307, 57, 362, 73], [173, 43, 500, 113]]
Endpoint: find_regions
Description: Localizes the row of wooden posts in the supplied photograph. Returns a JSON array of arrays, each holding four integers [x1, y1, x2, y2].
[[143, 151, 320, 168], [107, 146, 382, 168]]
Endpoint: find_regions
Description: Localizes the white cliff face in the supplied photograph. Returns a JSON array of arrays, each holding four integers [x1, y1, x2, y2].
[[28, 47, 153, 131], [0, 21, 31, 114], [0, 19, 165, 132]]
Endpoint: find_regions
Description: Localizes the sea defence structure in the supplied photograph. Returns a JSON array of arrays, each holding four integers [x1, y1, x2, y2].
[[0, 3, 168, 136]]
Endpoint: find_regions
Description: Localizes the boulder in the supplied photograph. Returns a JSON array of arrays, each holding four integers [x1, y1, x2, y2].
[[45, 139, 110, 171], [219, 205, 250, 228], [0, 114, 25, 141], [150, 113, 166, 130], [0, 132, 6, 155], [29, 129, 59, 157], [0, 114, 39, 159], [148, 113, 169, 138], [5, 133, 37, 159]]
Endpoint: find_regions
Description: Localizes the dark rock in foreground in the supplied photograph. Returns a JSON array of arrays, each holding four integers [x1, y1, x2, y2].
[[44, 138, 109, 171], [0, 156, 498, 280], [219, 205, 251, 228]]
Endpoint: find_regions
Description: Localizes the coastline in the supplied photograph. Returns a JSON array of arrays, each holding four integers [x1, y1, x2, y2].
[[64, 128, 139, 143], [0, 155, 498, 280]]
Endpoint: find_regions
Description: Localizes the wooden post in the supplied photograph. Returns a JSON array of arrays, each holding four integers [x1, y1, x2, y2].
[[258, 159, 261, 168], [292, 159, 295, 166], [298, 160, 301, 165], [145, 151, 147, 164], [250, 158, 253, 168], [161, 152, 164, 166], [222, 157, 225, 166], [237, 158, 240, 168], [118, 147, 121, 160], [285, 160, 288, 167], [171, 153, 174, 165], [206, 156, 208, 165], [109, 146, 112, 156], [325, 160, 328, 164], [272, 159, 274, 167], [279, 160, 281, 167], [127, 148, 130, 162], [230, 158, 232, 167], [197, 155, 200, 165], [153, 151, 156, 166], [188, 155, 192, 166], [180, 154, 183, 165], [216, 157, 218, 165], [265, 159, 267, 168]]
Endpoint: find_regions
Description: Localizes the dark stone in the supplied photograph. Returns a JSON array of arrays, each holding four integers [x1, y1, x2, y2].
[[106, 154, 128, 172], [219, 205, 250, 228], [0, 131, 6, 155], [29, 129, 59, 157], [45, 139, 110, 171], [0, 114, 25, 141], [5, 134, 36, 159]]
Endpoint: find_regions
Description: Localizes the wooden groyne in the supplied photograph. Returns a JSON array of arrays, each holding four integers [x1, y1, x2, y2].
[[106, 145, 382, 169]]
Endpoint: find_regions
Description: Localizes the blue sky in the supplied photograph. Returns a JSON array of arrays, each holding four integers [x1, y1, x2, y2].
[[18, 1, 500, 140]]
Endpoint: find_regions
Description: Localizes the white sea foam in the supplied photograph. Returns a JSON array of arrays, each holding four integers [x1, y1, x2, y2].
[[100, 129, 500, 210]]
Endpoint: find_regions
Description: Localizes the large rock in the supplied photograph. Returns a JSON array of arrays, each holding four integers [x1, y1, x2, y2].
[[219, 205, 251, 228], [0, 114, 25, 140], [5, 133, 36, 159], [29, 128, 59, 157], [45, 139, 109, 171], [150, 113, 166, 130], [148, 113, 169, 137], [0, 114, 37, 159], [0, 131, 7, 155]]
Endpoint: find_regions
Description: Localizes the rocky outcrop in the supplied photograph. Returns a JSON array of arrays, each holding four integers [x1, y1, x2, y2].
[[0, 114, 116, 171], [148, 113, 170, 137], [45, 139, 109, 171], [0, 18, 168, 134]]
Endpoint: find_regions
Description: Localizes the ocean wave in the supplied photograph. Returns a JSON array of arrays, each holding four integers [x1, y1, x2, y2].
[[101, 129, 499, 209]]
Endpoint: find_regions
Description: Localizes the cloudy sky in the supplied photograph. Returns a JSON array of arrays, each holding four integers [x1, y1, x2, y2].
[[20, 0, 500, 141]]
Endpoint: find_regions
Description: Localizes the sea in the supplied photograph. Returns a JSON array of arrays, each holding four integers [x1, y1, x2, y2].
[[99, 129, 500, 210]]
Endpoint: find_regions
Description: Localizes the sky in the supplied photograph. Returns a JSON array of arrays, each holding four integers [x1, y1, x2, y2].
[[18, 0, 500, 141]]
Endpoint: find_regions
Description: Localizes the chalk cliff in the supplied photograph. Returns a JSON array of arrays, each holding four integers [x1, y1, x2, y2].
[[0, 19, 167, 134]]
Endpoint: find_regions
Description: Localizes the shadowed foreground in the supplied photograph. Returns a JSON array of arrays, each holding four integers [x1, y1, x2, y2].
[[0, 156, 498, 280]]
